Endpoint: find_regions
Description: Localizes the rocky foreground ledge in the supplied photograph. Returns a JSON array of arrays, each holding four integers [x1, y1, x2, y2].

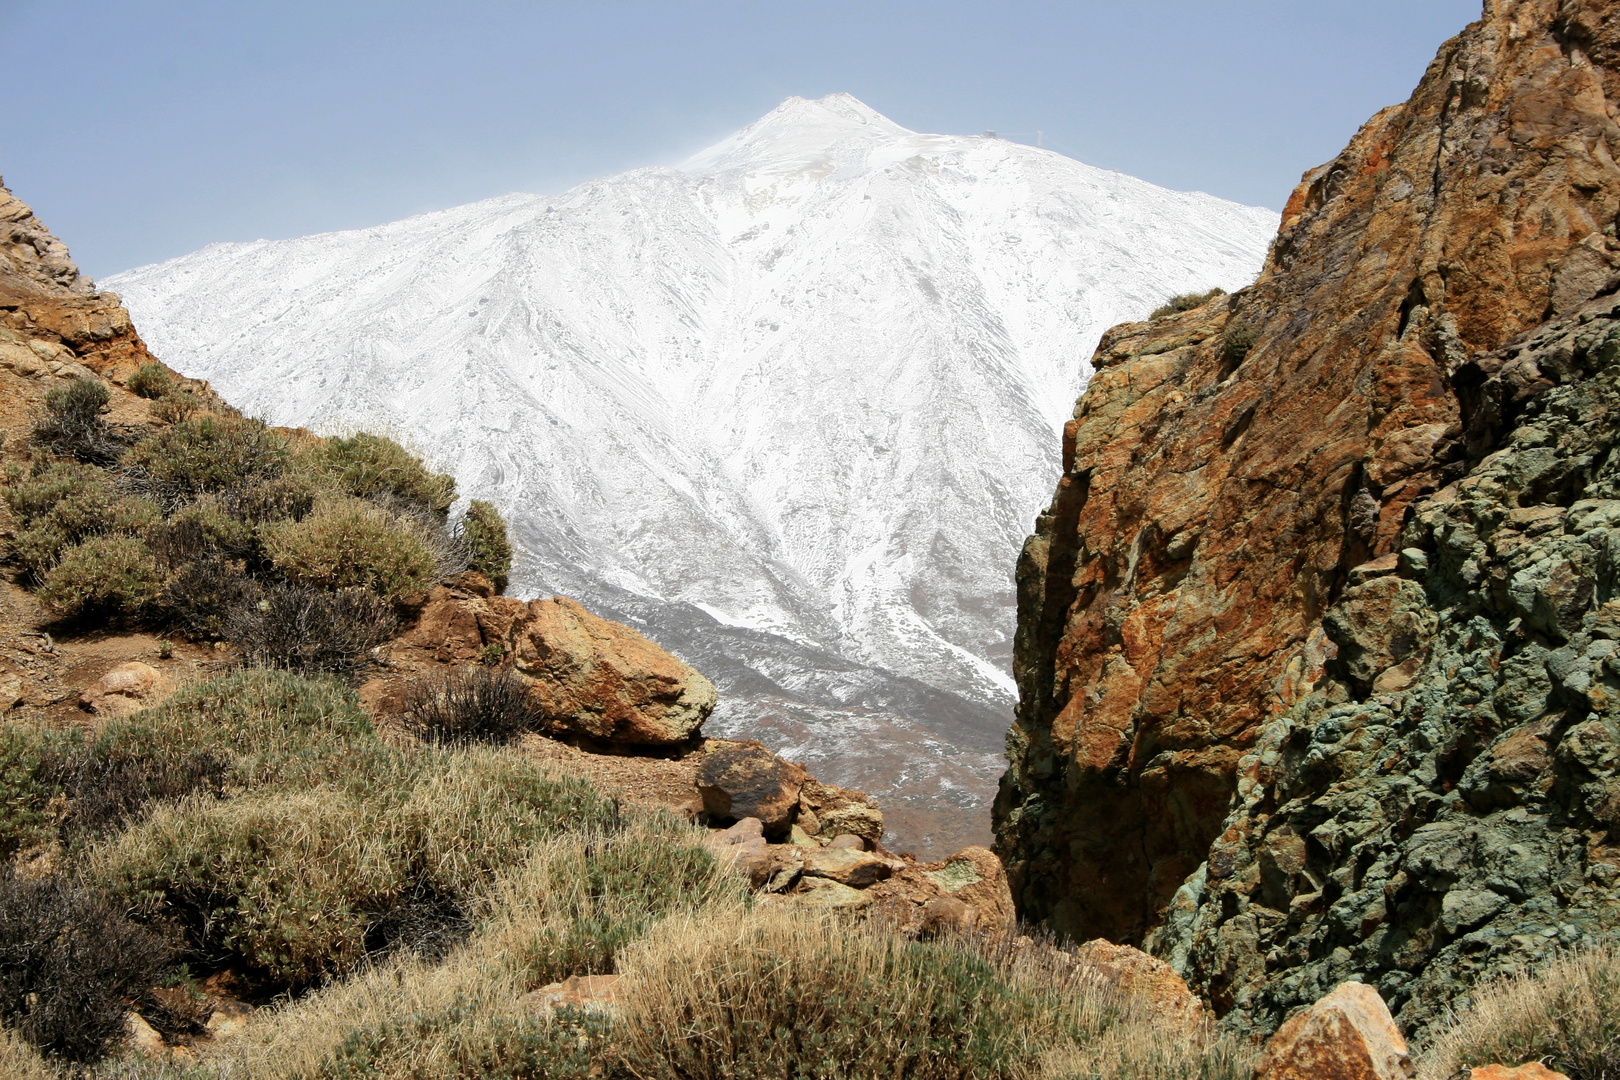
[[357, 573, 1023, 936]]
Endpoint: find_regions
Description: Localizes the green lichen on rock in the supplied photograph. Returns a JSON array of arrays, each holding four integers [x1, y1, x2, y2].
[[1150, 299, 1620, 1042]]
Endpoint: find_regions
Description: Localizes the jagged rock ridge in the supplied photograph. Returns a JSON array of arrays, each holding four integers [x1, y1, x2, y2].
[[995, 0, 1620, 1035], [105, 95, 1277, 855]]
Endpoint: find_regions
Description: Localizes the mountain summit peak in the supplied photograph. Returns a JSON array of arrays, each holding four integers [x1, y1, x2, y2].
[[680, 93, 911, 173], [108, 97, 1277, 857]]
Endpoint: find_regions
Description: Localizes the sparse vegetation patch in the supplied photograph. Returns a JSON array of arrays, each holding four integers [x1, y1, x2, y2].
[[1149, 287, 1226, 320], [400, 665, 541, 747], [462, 499, 513, 591]]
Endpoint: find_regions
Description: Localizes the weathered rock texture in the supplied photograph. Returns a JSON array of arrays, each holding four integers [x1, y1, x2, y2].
[[383, 577, 716, 746], [78, 661, 176, 718], [1253, 982, 1413, 1080], [994, 0, 1620, 1038], [697, 740, 807, 834], [1, 179, 186, 390]]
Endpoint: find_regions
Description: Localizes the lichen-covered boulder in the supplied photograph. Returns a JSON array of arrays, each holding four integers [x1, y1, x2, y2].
[[1254, 982, 1413, 1080], [514, 596, 716, 746]]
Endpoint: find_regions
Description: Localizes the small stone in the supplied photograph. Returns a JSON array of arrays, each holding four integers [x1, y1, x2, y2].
[[0, 674, 22, 712], [829, 833, 868, 851], [919, 896, 977, 937], [802, 846, 892, 887], [78, 662, 175, 718], [523, 974, 620, 1016], [765, 869, 798, 892], [125, 1012, 165, 1056], [1348, 553, 1401, 585], [204, 1000, 253, 1040], [1469, 1064, 1570, 1080], [703, 819, 773, 887], [1073, 938, 1203, 1027], [793, 875, 873, 909], [708, 817, 764, 845]]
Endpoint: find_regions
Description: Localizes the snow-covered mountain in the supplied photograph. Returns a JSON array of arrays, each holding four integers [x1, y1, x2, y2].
[[108, 94, 1277, 855]]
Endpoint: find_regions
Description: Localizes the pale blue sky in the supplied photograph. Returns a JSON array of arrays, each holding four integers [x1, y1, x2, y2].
[[3, 1, 1480, 278]]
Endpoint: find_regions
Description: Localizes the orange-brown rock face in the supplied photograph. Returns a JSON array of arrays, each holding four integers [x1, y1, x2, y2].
[[383, 577, 717, 746], [1, 180, 173, 386], [994, 0, 1620, 946]]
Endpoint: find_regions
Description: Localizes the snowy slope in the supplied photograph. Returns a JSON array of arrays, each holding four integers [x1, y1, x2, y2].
[[109, 94, 1277, 854]]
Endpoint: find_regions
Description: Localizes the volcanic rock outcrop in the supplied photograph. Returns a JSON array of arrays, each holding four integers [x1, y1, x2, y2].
[[377, 575, 716, 746], [1, 180, 177, 388], [994, 0, 1620, 1037]]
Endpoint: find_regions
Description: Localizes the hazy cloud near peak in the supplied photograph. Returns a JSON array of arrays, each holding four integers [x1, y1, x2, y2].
[[1, 0, 1478, 277]]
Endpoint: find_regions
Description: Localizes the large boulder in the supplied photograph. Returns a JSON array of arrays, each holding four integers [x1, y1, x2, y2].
[[512, 597, 715, 746], [697, 740, 806, 835], [1254, 982, 1413, 1080], [388, 582, 715, 747]]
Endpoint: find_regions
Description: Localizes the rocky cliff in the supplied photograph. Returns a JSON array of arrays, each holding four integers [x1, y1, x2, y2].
[[994, 0, 1620, 1038], [1, 180, 164, 382]]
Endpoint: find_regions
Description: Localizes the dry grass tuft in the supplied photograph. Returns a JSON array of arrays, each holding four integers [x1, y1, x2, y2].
[[0, 1027, 53, 1080], [612, 907, 1252, 1080], [1421, 945, 1620, 1080]]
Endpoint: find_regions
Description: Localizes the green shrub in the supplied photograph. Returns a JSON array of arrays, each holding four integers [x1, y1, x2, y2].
[[226, 583, 399, 677], [35, 736, 231, 845], [127, 413, 288, 506], [0, 871, 174, 1063], [0, 728, 49, 857], [512, 828, 731, 988], [103, 790, 396, 987], [262, 496, 436, 598], [150, 389, 201, 425], [95, 746, 620, 988], [317, 1000, 611, 1080], [307, 433, 456, 516], [1219, 318, 1257, 373], [3, 467, 155, 578], [400, 665, 540, 747], [105, 670, 380, 791], [9, 525, 67, 578], [106, 495, 165, 535], [1424, 946, 1620, 1080], [462, 499, 513, 592], [227, 472, 319, 524], [37, 534, 163, 618], [32, 377, 120, 463], [1149, 287, 1226, 320], [128, 363, 175, 400], [2, 462, 107, 528], [0, 722, 232, 855], [168, 498, 254, 555]]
